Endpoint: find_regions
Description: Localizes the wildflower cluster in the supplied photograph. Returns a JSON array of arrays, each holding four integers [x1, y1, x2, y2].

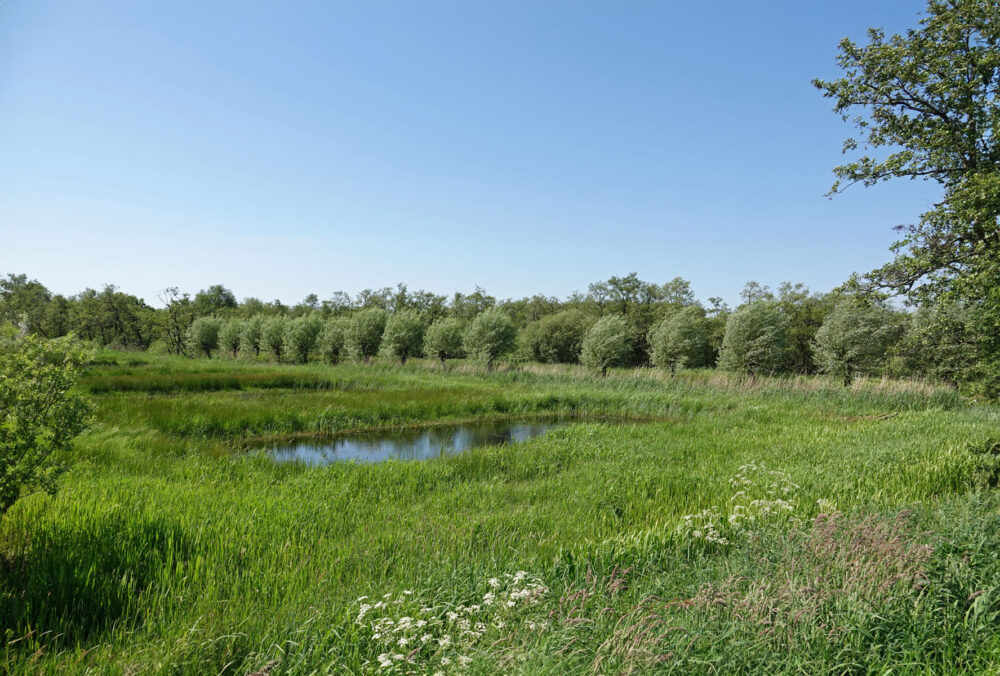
[[679, 507, 731, 545], [679, 463, 803, 546], [726, 462, 801, 534], [355, 571, 549, 673]]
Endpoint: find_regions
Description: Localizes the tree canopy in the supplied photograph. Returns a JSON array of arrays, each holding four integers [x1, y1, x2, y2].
[[815, 0, 1000, 393]]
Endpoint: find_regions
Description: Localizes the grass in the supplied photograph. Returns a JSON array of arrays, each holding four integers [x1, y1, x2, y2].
[[1, 352, 998, 674]]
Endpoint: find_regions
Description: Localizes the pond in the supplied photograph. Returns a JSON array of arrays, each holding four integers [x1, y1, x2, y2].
[[265, 421, 562, 465]]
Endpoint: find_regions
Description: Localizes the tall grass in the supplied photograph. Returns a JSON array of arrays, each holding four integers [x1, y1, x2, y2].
[[0, 354, 997, 674]]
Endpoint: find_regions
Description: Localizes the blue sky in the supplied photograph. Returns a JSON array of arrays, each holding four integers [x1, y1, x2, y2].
[[0, 0, 940, 307]]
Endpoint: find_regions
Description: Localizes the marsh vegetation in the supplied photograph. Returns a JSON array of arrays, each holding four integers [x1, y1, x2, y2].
[[0, 352, 998, 673]]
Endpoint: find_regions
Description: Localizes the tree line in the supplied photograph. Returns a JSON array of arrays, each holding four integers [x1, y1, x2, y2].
[[0, 272, 986, 390]]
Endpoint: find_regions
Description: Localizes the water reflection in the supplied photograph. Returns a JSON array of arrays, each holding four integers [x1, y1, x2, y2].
[[267, 421, 559, 465]]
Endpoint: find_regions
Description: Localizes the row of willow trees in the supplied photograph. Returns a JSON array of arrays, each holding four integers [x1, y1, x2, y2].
[[1, 272, 985, 389]]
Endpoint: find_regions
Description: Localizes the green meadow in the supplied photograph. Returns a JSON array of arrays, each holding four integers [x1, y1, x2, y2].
[[3, 354, 999, 674]]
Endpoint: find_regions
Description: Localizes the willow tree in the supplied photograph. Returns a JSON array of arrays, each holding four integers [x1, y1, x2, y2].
[[463, 309, 516, 369], [580, 315, 632, 376], [380, 310, 426, 365], [813, 301, 903, 386], [424, 318, 464, 367], [815, 0, 1000, 395]]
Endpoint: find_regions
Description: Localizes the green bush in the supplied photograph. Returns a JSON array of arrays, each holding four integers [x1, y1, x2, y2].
[[0, 334, 91, 518]]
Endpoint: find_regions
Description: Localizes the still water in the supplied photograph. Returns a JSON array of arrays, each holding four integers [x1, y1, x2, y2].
[[267, 421, 560, 465]]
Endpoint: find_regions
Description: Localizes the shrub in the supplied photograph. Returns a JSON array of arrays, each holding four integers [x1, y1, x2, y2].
[[218, 319, 244, 358], [580, 315, 633, 376], [284, 315, 323, 364], [424, 318, 465, 366], [648, 306, 711, 372], [318, 318, 349, 364], [0, 334, 92, 518], [347, 308, 388, 364], [814, 301, 903, 385], [186, 316, 222, 358], [463, 309, 517, 369], [718, 301, 790, 376], [380, 310, 426, 365], [262, 316, 288, 362]]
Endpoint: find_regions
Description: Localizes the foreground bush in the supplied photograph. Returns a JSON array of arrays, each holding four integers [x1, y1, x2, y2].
[[0, 334, 91, 518]]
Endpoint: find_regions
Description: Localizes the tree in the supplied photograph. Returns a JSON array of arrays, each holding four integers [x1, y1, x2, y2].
[[241, 315, 265, 357], [424, 318, 465, 367], [0, 273, 51, 335], [158, 287, 195, 356], [463, 309, 517, 369], [521, 309, 593, 364], [814, 0, 1000, 394], [283, 315, 323, 364], [718, 301, 790, 376], [262, 316, 288, 362], [0, 334, 92, 519], [347, 308, 388, 364], [380, 310, 426, 365], [450, 287, 496, 320], [318, 318, 349, 364], [813, 301, 903, 385], [775, 282, 838, 374], [187, 316, 222, 358], [648, 306, 711, 373], [193, 284, 237, 316], [580, 315, 633, 376], [894, 299, 978, 384], [219, 319, 244, 358]]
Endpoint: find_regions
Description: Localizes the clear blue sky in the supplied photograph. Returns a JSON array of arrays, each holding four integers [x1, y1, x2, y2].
[[0, 0, 941, 307]]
